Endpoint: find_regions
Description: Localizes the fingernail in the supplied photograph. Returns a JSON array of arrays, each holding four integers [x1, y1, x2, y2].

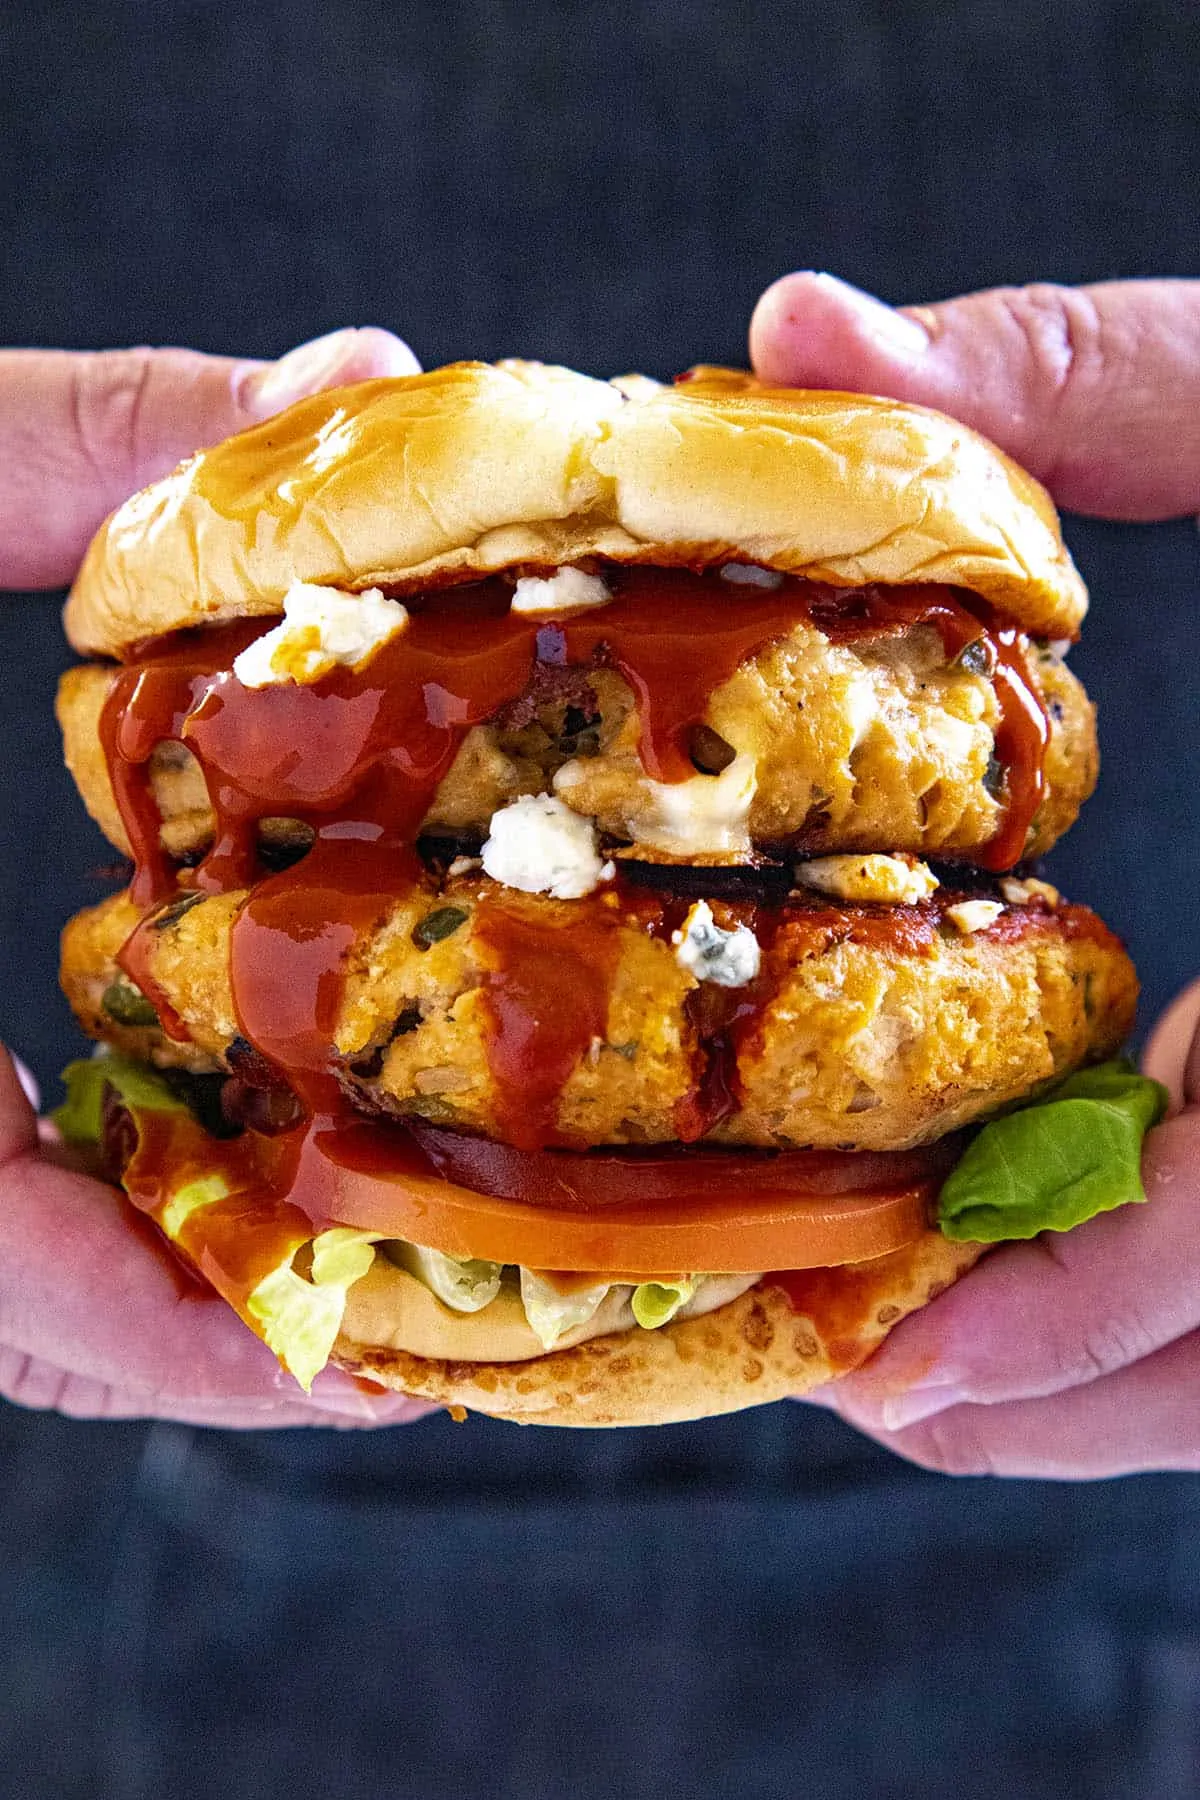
[[879, 1377, 969, 1432], [810, 274, 932, 358], [11, 1053, 39, 1111], [250, 327, 419, 416]]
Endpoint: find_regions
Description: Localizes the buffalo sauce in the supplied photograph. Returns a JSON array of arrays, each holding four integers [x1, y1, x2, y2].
[[470, 891, 625, 1151], [94, 567, 1053, 1260], [764, 1262, 919, 1371], [115, 1100, 309, 1309]]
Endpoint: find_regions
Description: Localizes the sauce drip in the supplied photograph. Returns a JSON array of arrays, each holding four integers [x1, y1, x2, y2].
[[671, 899, 779, 1142], [471, 892, 624, 1151], [764, 1262, 923, 1371], [94, 568, 1053, 1277]]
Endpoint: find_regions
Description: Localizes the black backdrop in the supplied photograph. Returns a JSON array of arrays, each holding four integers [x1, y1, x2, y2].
[[2, 5, 1200, 1797]]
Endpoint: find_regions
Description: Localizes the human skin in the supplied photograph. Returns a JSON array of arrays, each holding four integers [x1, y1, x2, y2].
[[5, 296, 1199, 1456], [751, 273, 1200, 1476], [0, 331, 432, 1426]]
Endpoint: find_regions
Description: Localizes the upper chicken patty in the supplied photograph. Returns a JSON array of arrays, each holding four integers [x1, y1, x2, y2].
[[58, 605, 1095, 869]]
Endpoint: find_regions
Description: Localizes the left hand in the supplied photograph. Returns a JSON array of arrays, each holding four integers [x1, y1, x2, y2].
[[750, 271, 1200, 1475], [1, 332, 433, 1426]]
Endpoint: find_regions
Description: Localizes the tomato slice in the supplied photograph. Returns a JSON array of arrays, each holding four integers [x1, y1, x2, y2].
[[293, 1121, 948, 1273], [115, 1103, 954, 1279]]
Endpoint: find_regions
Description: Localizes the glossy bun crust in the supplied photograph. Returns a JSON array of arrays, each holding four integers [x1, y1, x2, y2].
[[66, 361, 1087, 658], [332, 1233, 983, 1426]]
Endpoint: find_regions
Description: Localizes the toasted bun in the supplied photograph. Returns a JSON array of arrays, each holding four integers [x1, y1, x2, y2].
[[332, 1231, 983, 1427], [66, 361, 1086, 658]]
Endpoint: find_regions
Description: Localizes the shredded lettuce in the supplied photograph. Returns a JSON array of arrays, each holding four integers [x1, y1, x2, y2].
[[161, 1172, 231, 1237], [389, 1243, 503, 1312], [631, 1278, 697, 1329], [247, 1228, 381, 1391], [938, 1059, 1168, 1243], [54, 1056, 379, 1390], [519, 1269, 611, 1350]]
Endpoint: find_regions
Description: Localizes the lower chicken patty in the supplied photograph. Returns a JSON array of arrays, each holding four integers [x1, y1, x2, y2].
[[63, 877, 1135, 1153], [59, 613, 1094, 867]]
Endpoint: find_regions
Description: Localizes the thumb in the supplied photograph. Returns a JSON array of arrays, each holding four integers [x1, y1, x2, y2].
[[1142, 976, 1200, 1114], [0, 327, 422, 590], [0, 1043, 38, 1164], [749, 271, 1200, 519]]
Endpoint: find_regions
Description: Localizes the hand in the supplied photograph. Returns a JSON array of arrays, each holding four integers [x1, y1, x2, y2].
[[2, 330, 432, 1425], [750, 273, 1200, 1475]]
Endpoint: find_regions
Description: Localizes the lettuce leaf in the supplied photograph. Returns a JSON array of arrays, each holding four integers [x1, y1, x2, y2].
[[938, 1060, 1168, 1243], [53, 1054, 186, 1143], [631, 1278, 697, 1329], [518, 1269, 611, 1349], [247, 1228, 381, 1391], [389, 1243, 503, 1312], [54, 1057, 378, 1389]]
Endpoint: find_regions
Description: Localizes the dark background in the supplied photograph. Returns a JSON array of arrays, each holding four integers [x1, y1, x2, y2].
[[2, 3, 1200, 1796]]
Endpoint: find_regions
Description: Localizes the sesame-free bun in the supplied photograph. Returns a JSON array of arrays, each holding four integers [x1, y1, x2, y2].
[[66, 360, 1087, 658], [331, 1232, 983, 1427]]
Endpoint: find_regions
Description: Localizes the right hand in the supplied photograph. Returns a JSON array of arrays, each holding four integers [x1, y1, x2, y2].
[[750, 272, 1200, 1477]]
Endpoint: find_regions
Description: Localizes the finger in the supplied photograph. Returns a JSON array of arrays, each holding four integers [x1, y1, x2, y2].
[[826, 1330, 1200, 1479], [0, 1137, 431, 1427], [1142, 977, 1200, 1112], [749, 272, 1200, 518], [0, 1344, 432, 1429], [0, 327, 421, 590], [819, 1110, 1200, 1432], [0, 1044, 39, 1163]]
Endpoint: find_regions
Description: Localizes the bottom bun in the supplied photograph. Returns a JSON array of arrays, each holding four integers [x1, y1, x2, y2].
[[332, 1231, 983, 1427]]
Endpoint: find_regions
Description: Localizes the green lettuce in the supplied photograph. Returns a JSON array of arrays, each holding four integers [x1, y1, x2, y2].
[[518, 1268, 611, 1349], [248, 1227, 381, 1391], [938, 1059, 1168, 1243], [53, 1056, 379, 1390], [631, 1278, 697, 1329], [389, 1243, 503, 1312], [53, 1054, 186, 1143]]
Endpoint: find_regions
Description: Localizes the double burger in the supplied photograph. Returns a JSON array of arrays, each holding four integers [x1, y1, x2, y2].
[[53, 360, 1163, 1425]]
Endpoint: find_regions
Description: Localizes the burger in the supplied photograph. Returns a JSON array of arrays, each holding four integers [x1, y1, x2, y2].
[[52, 360, 1163, 1426]]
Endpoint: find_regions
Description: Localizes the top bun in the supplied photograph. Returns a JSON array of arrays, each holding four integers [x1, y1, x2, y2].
[[66, 360, 1087, 657]]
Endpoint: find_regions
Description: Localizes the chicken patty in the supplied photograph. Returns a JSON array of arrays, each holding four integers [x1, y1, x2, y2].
[[58, 615, 1095, 868], [62, 876, 1135, 1153]]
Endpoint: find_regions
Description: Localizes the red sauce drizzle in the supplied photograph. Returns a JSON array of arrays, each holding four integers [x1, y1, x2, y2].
[[671, 900, 780, 1142], [762, 1263, 910, 1369], [471, 892, 624, 1150], [93, 567, 1054, 1277]]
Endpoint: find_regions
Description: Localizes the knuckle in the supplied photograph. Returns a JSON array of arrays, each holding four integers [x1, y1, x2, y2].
[[902, 1408, 999, 1478], [995, 283, 1107, 409], [1033, 1238, 1164, 1386], [68, 348, 158, 485], [1076, 1311, 1161, 1382]]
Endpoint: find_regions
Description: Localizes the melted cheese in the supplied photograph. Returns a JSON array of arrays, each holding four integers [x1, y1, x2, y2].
[[631, 752, 758, 858]]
